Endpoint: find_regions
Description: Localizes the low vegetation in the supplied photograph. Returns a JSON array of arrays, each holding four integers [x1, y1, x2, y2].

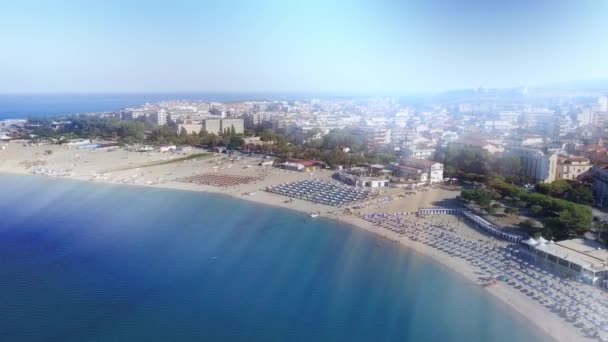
[[461, 178, 593, 240]]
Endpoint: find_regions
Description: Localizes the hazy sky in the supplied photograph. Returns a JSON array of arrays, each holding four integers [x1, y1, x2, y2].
[[1, 0, 607, 94]]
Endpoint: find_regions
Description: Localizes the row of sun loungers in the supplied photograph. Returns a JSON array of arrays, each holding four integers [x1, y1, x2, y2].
[[362, 212, 608, 341], [267, 179, 371, 206]]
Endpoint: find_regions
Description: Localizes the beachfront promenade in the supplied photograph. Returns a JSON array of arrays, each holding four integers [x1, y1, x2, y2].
[[361, 211, 608, 341]]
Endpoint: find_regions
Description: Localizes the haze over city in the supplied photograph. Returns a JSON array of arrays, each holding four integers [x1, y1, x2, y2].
[[2, 2, 608, 342], [1, 0, 608, 94]]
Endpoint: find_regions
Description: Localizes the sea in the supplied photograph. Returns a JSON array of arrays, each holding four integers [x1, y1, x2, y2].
[[0, 93, 424, 120], [0, 174, 548, 341], [0, 93, 363, 120], [0, 93, 267, 119]]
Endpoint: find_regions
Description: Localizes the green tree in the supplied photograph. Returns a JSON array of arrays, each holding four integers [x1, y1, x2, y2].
[[443, 146, 493, 178], [535, 180, 594, 205], [259, 129, 277, 142], [321, 128, 366, 153], [482, 177, 593, 240], [496, 156, 521, 179], [530, 205, 543, 215]]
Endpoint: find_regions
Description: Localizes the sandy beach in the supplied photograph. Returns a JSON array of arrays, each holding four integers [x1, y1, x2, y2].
[[0, 142, 599, 342]]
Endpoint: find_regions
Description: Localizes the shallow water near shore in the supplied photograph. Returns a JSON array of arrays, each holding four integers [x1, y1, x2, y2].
[[0, 174, 548, 341]]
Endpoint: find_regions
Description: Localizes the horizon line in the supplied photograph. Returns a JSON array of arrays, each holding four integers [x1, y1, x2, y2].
[[1, 78, 608, 98]]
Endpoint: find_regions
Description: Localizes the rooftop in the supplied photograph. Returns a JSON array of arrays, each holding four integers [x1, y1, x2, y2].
[[536, 238, 608, 272], [401, 158, 441, 168], [557, 155, 590, 164], [392, 165, 422, 173]]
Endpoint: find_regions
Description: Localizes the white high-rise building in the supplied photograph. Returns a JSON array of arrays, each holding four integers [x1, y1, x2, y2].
[[598, 96, 608, 112], [508, 147, 558, 183], [577, 109, 593, 126], [152, 110, 167, 126], [200, 119, 244, 135], [221, 119, 244, 134], [203, 119, 222, 134]]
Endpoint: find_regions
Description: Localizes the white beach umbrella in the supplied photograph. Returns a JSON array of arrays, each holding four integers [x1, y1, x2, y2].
[[536, 236, 549, 244]]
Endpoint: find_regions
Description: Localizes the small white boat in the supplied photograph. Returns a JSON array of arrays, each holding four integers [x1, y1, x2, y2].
[[310, 213, 319, 218]]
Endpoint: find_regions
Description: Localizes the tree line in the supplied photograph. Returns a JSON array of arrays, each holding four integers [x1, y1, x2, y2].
[[25, 116, 397, 166], [440, 145, 525, 184], [461, 178, 593, 240]]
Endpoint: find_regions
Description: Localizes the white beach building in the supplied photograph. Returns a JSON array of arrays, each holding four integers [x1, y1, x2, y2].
[[530, 238, 608, 287]]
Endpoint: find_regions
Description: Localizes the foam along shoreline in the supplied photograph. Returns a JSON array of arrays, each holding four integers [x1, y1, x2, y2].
[[0, 144, 599, 342]]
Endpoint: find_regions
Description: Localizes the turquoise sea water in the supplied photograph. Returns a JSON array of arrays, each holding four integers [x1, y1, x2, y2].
[[0, 175, 548, 341]]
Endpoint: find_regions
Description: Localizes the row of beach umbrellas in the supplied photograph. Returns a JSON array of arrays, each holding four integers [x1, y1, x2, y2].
[[268, 179, 371, 206], [361, 212, 608, 340]]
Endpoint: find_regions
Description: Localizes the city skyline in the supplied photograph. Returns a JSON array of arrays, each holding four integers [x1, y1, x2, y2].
[[1, 0, 607, 93]]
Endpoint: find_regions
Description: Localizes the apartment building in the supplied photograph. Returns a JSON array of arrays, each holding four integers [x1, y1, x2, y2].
[[508, 147, 558, 183], [555, 156, 592, 181]]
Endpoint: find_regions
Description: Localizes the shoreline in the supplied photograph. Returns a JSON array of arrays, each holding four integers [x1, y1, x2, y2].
[[0, 170, 585, 342]]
